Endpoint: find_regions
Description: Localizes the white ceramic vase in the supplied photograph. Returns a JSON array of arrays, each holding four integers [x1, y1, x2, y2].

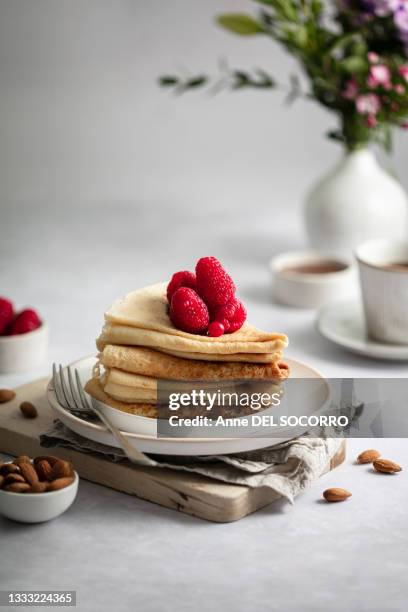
[[305, 148, 408, 257]]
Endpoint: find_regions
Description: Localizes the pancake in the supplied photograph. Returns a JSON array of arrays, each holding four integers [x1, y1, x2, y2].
[[102, 367, 156, 390], [97, 283, 288, 356], [158, 348, 279, 363], [104, 381, 156, 403], [84, 377, 157, 417], [100, 345, 290, 381]]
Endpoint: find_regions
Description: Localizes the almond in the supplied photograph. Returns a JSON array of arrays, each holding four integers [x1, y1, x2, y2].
[[373, 458, 402, 474], [357, 449, 381, 464], [30, 481, 48, 493], [13, 455, 31, 466], [47, 476, 74, 491], [0, 463, 20, 475], [50, 459, 74, 480], [4, 473, 26, 485], [0, 475, 4, 488], [323, 488, 352, 502], [4, 482, 31, 493], [33, 455, 60, 467], [35, 459, 53, 482], [19, 462, 40, 486], [0, 388, 16, 403], [19, 401, 38, 419]]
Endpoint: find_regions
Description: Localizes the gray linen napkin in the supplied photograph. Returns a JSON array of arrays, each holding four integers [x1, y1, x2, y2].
[[40, 421, 343, 503]]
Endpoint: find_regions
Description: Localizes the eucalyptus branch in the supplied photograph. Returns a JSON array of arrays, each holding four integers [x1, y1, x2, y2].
[[159, 65, 309, 105]]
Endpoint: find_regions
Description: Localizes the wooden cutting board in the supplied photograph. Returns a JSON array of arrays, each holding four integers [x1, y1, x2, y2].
[[0, 378, 346, 523]]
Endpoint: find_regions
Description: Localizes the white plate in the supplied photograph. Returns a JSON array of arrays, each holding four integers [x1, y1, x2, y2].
[[47, 356, 329, 456], [317, 300, 408, 361]]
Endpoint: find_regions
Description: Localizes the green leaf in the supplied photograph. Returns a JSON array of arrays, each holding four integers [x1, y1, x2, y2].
[[251, 0, 297, 20], [339, 56, 367, 74], [327, 129, 345, 143], [184, 76, 207, 88], [216, 13, 264, 35], [255, 68, 275, 86], [291, 25, 309, 48], [158, 76, 179, 87]]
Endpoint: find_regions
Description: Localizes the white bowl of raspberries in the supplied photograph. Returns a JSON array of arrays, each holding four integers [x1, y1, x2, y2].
[[0, 298, 48, 373]]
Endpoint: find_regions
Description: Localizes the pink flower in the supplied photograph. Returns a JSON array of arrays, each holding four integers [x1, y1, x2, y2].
[[368, 52, 379, 63], [367, 64, 391, 88], [402, 122, 408, 129], [398, 65, 408, 82], [367, 114, 378, 128], [342, 78, 359, 100], [395, 83, 405, 94], [356, 93, 381, 115]]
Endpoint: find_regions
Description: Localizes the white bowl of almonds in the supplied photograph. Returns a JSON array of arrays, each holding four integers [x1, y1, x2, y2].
[[0, 455, 78, 523]]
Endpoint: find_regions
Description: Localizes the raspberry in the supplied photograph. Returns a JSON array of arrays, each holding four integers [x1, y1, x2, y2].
[[9, 309, 42, 335], [212, 298, 246, 334], [208, 321, 225, 337], [166, 270, 197, 303], [195, 257, 235, 308], [0, 297, 14, 335], [170, 288, 209, 334]]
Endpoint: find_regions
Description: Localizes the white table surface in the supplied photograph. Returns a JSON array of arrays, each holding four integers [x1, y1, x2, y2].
[[1, 201, 407, 612]]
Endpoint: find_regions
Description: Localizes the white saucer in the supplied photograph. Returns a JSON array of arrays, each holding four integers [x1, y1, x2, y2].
[[47, 356, 329, 456], [317, 300, 408, 361]]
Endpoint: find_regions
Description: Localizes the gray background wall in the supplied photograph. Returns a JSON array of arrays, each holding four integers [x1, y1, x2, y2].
[[0, 0, 406, 218]]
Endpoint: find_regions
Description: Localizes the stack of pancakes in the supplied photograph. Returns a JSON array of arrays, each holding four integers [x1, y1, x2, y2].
[[85, 283, 289, 418]]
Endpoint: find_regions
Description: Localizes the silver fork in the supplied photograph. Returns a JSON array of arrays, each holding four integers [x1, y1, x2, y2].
[[52, 364, 154, 467]]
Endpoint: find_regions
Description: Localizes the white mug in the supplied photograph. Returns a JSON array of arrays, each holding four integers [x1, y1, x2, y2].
[[355, 239, 408, 344]]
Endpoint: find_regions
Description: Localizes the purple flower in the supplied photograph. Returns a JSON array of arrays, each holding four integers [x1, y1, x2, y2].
[[362, 0, 400, 16], [361, 0, 408, 55], [394, 3, 408, 32]]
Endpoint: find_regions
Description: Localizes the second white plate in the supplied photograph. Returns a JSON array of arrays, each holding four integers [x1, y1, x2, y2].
[[317, 300, 408, 361]]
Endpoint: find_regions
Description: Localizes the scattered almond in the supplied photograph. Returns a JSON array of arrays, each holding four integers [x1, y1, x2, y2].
[[4, 482, 31, 493], [35, 459, 53, 481], [357, 449, 381, 464], [373, 459, 402, 474], [323, 488, 352, 503], [47, 476, 75, 491], [50, 459, 73, 480], [19, 462, 40, 487], [19, 401, 38, 419], [0, 388, 16, 403]]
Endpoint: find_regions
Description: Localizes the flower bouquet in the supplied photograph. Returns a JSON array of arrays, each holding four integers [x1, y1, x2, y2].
[[161, 0, 408, 151]]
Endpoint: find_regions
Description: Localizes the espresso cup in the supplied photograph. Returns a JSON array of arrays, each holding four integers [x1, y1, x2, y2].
[[355, 239, 408, 344]]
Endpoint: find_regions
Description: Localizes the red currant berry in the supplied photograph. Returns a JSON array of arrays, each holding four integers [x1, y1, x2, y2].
[[208, 321, 225, 337]]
